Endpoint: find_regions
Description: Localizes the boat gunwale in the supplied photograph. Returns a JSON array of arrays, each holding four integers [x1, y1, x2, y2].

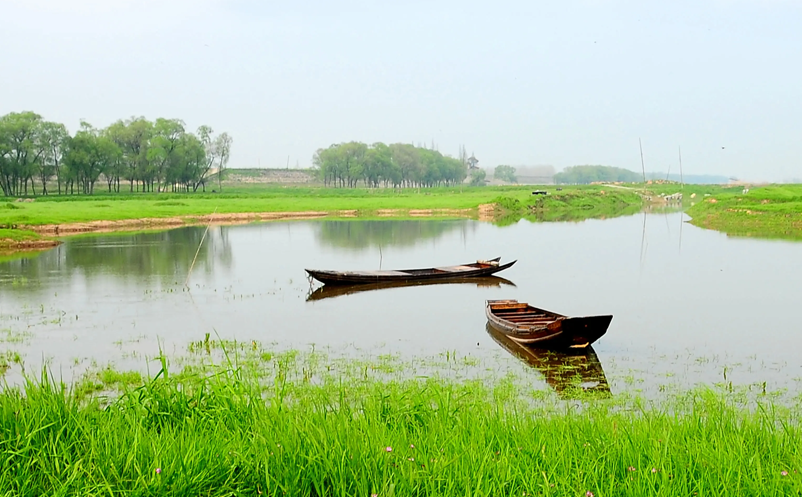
[[306, 257, 516, 285]]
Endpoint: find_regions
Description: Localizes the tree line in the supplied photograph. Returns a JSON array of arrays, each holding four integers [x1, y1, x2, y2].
[[554, 165, 641, 184], [0, 111, 232, 196], [313, 142, 468, 187]]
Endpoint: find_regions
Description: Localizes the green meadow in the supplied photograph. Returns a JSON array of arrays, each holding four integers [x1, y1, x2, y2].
[[1, 345, 800, 496], [1, 182, 800, 249], [686, 185, 802, 240], [0, 185, 634, 227]]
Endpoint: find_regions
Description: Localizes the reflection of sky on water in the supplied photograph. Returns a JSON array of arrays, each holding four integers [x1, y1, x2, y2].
[[1, 214, 801, 399]]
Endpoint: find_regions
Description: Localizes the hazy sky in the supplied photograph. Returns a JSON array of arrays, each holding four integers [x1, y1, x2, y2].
[[3, 0, 801, 181]]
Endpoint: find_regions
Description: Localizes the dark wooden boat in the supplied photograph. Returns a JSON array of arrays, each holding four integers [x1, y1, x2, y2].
[[486, 299, 612, 349], [307, 276, 516, 301], [306, 257, 516, 285], [486, 324, 610, 399]]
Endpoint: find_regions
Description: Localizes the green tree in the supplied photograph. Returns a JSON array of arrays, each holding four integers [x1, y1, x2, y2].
[[38, 122, 69, 195], [214, 132, 232, 192], [494, 165, 517, 183], [554, 165, 641, 184], [106, 118, 152, 192], [64, 124, 121, 194], [147, 118, 185, 192], [469, 168, 487, 186], [0, 111, 45, 196]]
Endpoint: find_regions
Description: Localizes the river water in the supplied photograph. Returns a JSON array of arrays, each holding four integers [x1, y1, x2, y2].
[[1, 213, 800, 398]]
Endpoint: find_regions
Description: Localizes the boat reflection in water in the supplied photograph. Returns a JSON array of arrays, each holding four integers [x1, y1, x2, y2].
[[486, 324, 611, 399], [306, 276, 516, 302]]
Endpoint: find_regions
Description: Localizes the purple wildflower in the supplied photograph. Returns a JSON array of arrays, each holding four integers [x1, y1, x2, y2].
[[385, 446, 392, 452], [651, 468, 658, 474], [781, 470, 788, 476], [628, 466, 636, 472], [586, 492, 594, 497], [155, 468, 162, 474]]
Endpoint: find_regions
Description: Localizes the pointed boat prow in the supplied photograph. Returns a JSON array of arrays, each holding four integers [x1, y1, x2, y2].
[[485, 299, 612, 349]]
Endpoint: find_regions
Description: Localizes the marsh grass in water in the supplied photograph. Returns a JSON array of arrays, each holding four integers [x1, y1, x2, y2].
[[0, 345, 800, 496]]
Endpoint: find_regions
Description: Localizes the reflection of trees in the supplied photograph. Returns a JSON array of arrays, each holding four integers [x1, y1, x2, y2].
[[315, 220, 473, 250], [0, 226, 232, 294]]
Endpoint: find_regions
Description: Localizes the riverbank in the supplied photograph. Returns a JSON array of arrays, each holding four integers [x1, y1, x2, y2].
[[3, 182, 793, 252], [0, 185, 640, 243], [0, 228, 60, 252], [686, 185, 802, 240], [2, 353, 799, 495]]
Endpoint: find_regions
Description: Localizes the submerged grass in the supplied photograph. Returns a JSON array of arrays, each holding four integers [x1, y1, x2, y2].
[[1, 349, 800, 496], [687, 184, 802, 240]]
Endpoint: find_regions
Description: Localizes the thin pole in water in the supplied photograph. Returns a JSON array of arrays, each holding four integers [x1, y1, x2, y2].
[[678, 146, 684, 190], [639, 138, 647, 184], [185, 207, 217, 288], [379, 245, 383, 270]]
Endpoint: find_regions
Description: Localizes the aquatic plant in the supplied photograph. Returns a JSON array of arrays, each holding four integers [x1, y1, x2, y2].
[[0, 352, 799, 495]]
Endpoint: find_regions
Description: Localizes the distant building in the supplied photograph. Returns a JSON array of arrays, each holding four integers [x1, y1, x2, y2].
[[467, 154, 479, 170], [514, 165, 556, 185]]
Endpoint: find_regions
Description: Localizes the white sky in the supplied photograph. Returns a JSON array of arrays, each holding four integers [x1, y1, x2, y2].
[[2, 0, 801, 181]]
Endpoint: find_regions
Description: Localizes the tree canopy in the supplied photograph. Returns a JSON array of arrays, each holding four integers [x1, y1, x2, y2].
[[313, 142, 467, 188], [493, 165, 517, 183], [554, 165, 641, 184], [0, 111, 232, 196]]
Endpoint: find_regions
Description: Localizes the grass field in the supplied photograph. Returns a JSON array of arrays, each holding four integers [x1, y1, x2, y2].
[[1, 346, 800, 496], [0, 185, 640, 227], [1, 183, 798, 249], [686, 185, 802, 240]]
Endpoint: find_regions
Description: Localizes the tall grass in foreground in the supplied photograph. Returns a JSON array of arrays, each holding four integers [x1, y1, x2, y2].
[[0, 358, 800, 496]]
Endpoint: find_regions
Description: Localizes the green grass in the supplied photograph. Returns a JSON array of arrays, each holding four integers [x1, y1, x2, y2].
[[0, 185, 637, 227], [0, 228, 52, 253], [0, 228, 42, 242], [489, 188, 643, 225], [687, 185, 802, 240], [1, 348, 800, 496]]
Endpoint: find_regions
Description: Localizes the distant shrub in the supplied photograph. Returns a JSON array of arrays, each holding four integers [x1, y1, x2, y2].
[[492, 196, 523, 212]]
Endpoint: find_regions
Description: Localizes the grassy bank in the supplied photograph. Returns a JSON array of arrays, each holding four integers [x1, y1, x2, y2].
[[0, 227, 58, 253], [1, 352, 800, 496], [0, 185, 647, 243], [491, 188, 644, 225], [687, 185, 802, 240], [0, 185, 633, 226]]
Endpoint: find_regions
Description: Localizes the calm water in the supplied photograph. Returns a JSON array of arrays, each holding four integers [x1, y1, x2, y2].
[[1, 214, 801, 397]]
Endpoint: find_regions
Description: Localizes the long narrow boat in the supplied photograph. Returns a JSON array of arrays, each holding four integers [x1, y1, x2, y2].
[[306, 276, 516, 301], [306, 257, 516, 285], [486, 299, 612, 349]]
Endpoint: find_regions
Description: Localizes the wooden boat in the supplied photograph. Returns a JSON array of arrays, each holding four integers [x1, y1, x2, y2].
[[306, 276, 516, 301], [306, 257, 516, 285], [486, 299, 612, 349], [486, 324, 610, 399]]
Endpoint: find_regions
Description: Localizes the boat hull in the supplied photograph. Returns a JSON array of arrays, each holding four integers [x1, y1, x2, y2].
[[306, 258, 516, 285], [486, 300, 612, 349]]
